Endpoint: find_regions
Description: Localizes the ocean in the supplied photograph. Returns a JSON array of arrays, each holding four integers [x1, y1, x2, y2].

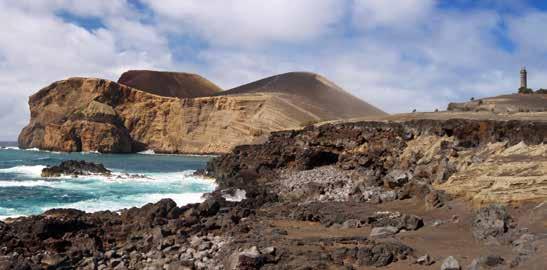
[[0, 143, 216, 219]]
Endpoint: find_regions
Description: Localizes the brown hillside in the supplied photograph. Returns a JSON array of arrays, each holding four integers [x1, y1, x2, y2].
[[118, 70, 222, 98], [448, 93, 547, 113], [217, 72, 387, 119]]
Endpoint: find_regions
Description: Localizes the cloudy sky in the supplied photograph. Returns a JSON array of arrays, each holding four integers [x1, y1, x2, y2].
[[1, 0, 547, 141]]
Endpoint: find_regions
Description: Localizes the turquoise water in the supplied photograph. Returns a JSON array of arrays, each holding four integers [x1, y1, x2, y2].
[[0, 144, 215, 219]]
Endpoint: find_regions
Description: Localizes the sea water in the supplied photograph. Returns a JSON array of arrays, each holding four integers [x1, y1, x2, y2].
[[0, 143, 216, 219]]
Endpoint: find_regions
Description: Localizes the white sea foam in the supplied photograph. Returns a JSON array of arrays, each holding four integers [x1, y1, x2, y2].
[[0, 180, 57, 187], [138, 149, 156, 155], [0, 165, 46, 177], [0, 215, 23, 220], [223, 189, 247, 202], [2, 146, 20, 150], [0, 165, 217, 189], [47, 192, 207, 213], [0, 207, 23, 220]]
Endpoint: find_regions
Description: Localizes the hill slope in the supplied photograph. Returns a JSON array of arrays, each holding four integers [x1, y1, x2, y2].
[[447, 93, 547, 113], [118, 70, 222, 98], [218, 72, 386, 120]]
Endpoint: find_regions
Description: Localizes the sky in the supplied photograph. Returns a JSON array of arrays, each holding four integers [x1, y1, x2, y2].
[[1, 0, 547, 141]]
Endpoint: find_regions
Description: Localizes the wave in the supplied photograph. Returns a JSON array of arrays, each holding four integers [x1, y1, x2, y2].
[[138, 149, 156, 155], [0, 179, 58, 187], [1, 146, 20, 150], [44, 192, 208, 213], [81, 151, 100, 155], [0, 165, 216, 189], [0, 207, 23, 220], [222, 188, 247, 202], [0, 165, 46, 177]]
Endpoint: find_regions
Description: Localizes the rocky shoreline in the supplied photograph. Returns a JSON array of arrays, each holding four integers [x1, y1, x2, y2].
[[1, 118, 546, 269]]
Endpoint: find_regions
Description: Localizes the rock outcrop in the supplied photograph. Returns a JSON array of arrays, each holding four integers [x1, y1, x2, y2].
[[41, 160, 111, 177], [19, 72, 386, 154], [208, 119, 547, 205]]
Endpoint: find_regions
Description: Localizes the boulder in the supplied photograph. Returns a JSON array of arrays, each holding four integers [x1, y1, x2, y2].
[[41, 160, 111, 177], [225, 246, 265, 270], [471, 205, 512, 241], [512, 233, 537, 256], [468, 255, 504, 270], [425, 191, 444, 209], [354, 242, 413, 267], [370, 226, 399, 238], [384, 170, 411, 189], [416, 254, 434, 265], [198, 197, 222, 217], [366, 212, 424, 231], [441, 256, 461, 270]]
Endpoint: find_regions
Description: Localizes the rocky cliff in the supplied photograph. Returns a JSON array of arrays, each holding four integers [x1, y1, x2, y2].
[[19, 72, 386, 153]]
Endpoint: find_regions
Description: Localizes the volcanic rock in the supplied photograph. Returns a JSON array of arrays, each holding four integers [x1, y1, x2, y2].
[[471, 204, 513, 241], [441, 256, 461, 270], [41, 160, 111, 177]]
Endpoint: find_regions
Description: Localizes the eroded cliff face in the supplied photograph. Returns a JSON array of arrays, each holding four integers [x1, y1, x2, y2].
[[209, 119, 547, 205], [18, 78, 328, 153]]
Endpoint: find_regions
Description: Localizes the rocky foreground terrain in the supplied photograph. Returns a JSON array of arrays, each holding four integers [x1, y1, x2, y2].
[[18, 71, 385, 154], [2, 118, 546, 269]]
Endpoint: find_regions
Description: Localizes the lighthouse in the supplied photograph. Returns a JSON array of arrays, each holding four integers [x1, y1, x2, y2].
[[520, 67, 527, 89]]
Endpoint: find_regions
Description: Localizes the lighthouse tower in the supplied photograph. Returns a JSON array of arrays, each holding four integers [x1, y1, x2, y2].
[[520, 67, 527, 89]]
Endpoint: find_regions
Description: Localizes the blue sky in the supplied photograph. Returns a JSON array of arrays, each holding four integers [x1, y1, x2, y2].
[[1, 0, 547, 140]]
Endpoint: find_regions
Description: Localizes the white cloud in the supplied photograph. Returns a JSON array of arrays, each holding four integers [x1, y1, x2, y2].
[[142, 0, 344, 46], [508, 12, 547, 53], [0, 0, 173, 140], [352, 0, 435, 29]]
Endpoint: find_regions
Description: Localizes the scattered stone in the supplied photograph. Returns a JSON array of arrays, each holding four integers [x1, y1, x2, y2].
[[416, 254, 434, 265], [366, 212, 424, 231], [441, 256, 461, 270], [354, 242, 413, 267], [432, 220, 445, 227], [226, 246, 265, 270], [370, 226, 399, 238], [384, 170, 411, 188], [512, 233, 537, 256], [425, 191, 444, 209], [341, 219, 361, 229], [468, 255, 504, 269]]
